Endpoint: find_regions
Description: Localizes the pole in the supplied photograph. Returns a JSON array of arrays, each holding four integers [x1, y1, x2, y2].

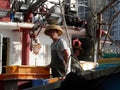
[[97, 13, 102, 59], [21, 28, 30, 65], [21, 12, 33, 65], [0, 34, 3, 73]]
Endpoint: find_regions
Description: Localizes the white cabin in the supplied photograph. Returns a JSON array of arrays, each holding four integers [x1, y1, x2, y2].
[[0, 21, 86, 74]]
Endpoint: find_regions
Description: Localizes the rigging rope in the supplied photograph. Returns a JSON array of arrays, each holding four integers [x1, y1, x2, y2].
[[101, 10, 120, 50], [59, 0, 72, 51]]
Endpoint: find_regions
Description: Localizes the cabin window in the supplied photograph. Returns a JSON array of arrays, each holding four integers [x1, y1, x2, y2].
[[72, 35, 93, 61], [2, 38, 9, 74]]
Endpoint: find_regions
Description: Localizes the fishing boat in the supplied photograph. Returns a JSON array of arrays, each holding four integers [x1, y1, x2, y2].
[[0, 0, 120, 90]]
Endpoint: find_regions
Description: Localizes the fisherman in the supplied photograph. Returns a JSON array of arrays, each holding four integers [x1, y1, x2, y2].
[[44, 24, 70, 78]]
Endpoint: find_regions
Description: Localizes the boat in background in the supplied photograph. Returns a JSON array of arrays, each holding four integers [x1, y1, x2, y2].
[[0, 0, 120, 90]]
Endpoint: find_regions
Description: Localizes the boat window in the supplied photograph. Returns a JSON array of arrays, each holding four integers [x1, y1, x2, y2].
[[2, 38, 9, 74]]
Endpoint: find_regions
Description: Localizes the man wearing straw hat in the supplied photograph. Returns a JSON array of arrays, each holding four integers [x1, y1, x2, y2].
[[44, 24, 70, 78]]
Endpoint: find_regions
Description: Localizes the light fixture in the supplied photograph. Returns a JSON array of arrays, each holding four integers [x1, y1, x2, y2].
[[14, 12, 24, 22], [0, 9, 9, 17], [14, 12, 23, 18], [46, 5, 62, 24], [20, 4, 30, 11]]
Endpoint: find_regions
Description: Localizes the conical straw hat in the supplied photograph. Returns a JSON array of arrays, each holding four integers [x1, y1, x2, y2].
[[44, 24, 63, 36]]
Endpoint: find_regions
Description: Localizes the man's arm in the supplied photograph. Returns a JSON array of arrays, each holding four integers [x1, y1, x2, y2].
[[63, 49, 69, 65]]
